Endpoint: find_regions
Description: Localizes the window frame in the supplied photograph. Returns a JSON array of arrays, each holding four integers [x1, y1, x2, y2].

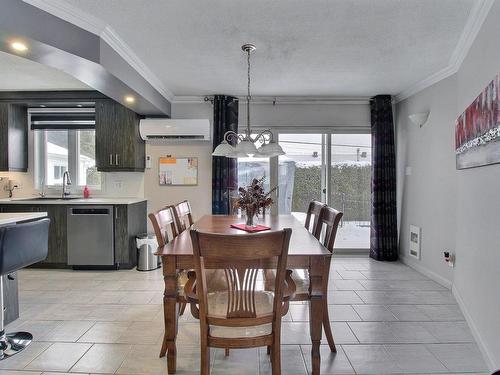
[[34, 128, 101, 193]]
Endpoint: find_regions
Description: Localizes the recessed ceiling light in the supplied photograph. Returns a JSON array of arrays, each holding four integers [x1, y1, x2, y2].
[[40, 105, 46, 108], [124, 95, 135, 103], [11, 41, 28, 52], [76, 104, 83, 108]]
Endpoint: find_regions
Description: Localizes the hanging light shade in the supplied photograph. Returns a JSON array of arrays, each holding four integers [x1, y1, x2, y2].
[[258, 141, 285, 157], [211, 43, 285, 159], [212, 140, 235, 157], [235, 139, 258, 157]]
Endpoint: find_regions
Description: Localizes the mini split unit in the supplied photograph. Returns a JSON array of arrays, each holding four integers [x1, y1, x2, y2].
[[139, 118, 211, 143]]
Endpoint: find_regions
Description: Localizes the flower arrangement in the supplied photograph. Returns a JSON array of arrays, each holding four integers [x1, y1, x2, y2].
[[234, 177, 277, 226]]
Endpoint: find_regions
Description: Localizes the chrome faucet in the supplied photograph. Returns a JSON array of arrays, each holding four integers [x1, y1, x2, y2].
[[62, 171, 72, 198]]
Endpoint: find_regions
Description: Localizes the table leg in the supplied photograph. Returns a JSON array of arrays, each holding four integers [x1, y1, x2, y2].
[[160, 257, 179, 374], [309, 256, 326, 375]]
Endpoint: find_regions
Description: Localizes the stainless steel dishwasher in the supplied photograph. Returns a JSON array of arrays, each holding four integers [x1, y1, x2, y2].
[[67, 206, 114, 268]]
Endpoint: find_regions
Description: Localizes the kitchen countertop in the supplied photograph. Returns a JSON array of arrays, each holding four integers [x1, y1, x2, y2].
[[0, 212, 48, 225], [0, 197, 147, 205]]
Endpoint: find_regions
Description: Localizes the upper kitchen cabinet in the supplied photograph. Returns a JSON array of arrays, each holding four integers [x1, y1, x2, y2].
[[95, 99, 145, 172], [0, 103, 28, 172]]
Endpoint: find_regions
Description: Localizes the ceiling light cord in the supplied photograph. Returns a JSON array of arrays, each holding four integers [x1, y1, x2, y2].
[[246, 47, 252, 139]]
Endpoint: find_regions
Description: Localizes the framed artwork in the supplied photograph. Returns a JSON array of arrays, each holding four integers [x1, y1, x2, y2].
[[455, 72, 500, 169], [409, 225, 421, 259], [159, 157, 198, 186]]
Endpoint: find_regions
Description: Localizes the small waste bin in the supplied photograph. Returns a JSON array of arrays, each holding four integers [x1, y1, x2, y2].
[[136, 233, 160, 271]]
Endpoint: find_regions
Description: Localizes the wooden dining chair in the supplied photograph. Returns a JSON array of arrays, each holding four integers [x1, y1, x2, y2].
[[304, 200, 326, 236], [172, 200, 194, 233], [148, 206, 188, 315], [265, 205, 343, 353], [185, 228, 295, 375]]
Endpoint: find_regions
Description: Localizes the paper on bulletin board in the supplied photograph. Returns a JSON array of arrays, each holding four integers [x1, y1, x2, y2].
[[159, 157, 198, 186]]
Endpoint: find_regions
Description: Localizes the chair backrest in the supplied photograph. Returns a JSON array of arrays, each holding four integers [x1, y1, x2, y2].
[[148, 206, 178, 247], [190, 228, 292, 326], [173, 200, 194, 234], [304, 200, 325, 238], [313, 206, 343, 253], [0, 218, 50, 275]]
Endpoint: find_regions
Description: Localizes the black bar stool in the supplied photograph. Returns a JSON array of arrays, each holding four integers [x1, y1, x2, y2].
[[0, 218, 50, 360]]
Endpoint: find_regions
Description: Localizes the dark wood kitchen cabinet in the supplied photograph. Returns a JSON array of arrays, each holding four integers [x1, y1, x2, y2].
[[0, 204, 67, 266], [95, 99, 145, 172], [114, 202, 147, 269], [0, 103, 28, 172]]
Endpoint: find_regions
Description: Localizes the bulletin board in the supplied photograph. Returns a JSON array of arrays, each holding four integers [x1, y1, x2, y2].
[[159, 157, 198, 186]]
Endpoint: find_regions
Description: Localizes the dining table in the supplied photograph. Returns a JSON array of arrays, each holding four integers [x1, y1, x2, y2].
[[155, 214, 332, 375]]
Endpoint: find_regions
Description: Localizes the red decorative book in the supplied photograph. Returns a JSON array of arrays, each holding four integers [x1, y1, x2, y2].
[[230, 223, 271, 233]]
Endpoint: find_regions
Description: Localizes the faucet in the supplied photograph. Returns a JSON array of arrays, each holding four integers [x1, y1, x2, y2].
[[62, 171, 72, 198]]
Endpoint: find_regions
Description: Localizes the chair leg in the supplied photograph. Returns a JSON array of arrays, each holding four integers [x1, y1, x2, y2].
[[322, 299, 336, 352], [201, 344, 210, 375], [271, 342, 281, 375], [179, 302, 186, 316], [225, 348, 230, 357]]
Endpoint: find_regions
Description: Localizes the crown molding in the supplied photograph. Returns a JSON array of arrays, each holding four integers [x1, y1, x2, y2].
[[395, 0, 495, 103], [173, 95, 371, 105], [22, 0, 174, 101]]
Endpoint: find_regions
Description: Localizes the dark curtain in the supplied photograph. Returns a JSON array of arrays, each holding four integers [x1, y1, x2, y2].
[[370, 95, 398, 261], [212, 95, 239, 214]]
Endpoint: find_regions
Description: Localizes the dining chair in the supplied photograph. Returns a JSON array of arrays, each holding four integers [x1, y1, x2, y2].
[[304, 200, 326, 236], [148, 206, 188, 315], [172, 200, 194, 233], [265, 205, 343, 352], [185, 228, 295, 375]]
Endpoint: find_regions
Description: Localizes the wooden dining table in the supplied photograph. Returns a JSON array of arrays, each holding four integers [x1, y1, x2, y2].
[[155, 214, 332, 375]]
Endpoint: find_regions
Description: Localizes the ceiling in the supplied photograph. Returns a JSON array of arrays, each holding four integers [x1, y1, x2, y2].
[[0, 51, 89, 91], [14, 0, 478, 98]]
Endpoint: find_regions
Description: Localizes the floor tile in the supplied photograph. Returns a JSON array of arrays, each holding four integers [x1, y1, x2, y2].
[[327, 290, 364, 305], [71, 343, 132, 373], [301, 345, 355, 374], [25, 342, 92, 372], [282, 322, 358, 345], [211, 348, 259, 375], [352, 305, 398, 321], [385, 344, 448, 373], [0, 342, 51, 370], [427, 343, 488, 372], [342, 344, 401, 373], [259, 345, 307, 375], [116, 344, 168, 374]]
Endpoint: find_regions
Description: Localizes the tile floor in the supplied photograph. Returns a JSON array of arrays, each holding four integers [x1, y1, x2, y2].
[[2, 256, 489, 374]]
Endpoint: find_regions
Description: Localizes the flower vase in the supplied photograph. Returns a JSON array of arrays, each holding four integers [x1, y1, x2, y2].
[[245, 207, 256, 227]]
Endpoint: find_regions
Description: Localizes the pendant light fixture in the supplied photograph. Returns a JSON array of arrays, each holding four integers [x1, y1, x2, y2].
[[212, 44, 285, 158]]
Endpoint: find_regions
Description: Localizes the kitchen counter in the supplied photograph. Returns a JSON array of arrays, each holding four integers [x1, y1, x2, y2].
[[0, 212, 47, 225], [0, 197, 147, 205]]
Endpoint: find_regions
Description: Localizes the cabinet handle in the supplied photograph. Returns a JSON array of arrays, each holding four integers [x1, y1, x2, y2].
[[109, 154, 113, 165], [115, 154, 119, 165]]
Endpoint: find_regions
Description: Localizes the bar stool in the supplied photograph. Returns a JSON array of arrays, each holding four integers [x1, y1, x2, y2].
[[0, 218, 50, 360]]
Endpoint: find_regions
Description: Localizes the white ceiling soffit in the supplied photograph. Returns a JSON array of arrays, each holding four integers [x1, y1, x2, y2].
[[0, 51, 90, 91], [23, 0, 174, 101], [395, 0, 495, 102], [24, 0, 493, 103]]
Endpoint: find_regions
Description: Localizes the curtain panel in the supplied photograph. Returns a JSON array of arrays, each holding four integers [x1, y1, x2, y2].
[[370, 95, 398, 261], [212, 95, 239, 214]]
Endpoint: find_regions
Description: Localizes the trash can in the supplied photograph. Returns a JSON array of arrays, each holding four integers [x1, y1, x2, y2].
[[136, 233, 160, 271]]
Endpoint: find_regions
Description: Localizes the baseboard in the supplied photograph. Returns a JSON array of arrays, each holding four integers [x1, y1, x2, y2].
[[399, 255, 452, 289], [452, 285, 496, 371]]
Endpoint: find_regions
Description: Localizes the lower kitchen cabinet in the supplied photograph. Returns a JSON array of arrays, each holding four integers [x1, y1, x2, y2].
[[0, 201, 146, 269]]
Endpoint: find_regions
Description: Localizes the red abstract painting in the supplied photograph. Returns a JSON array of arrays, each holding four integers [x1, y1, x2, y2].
[[455, 73, 500, 169]]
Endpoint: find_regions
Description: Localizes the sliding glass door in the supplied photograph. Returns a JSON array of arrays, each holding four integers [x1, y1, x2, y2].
[[330, 134, 371, 249], [275, 131, 371, 250]]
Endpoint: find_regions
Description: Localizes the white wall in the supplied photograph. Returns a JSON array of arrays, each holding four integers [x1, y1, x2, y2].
[[395, 1, 500, 368]]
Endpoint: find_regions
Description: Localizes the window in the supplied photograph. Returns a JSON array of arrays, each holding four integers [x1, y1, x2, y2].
[[35, 129, 101, 190]]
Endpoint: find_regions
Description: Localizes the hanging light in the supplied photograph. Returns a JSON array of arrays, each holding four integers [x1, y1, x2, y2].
[[212, 44, 285, 158]]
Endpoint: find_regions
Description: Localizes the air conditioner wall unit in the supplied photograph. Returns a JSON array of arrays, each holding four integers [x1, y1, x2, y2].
[[139, 118, 211, 143]]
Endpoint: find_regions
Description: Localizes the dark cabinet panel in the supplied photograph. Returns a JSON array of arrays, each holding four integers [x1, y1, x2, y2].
[[0, 103, 28, 172], [95, 99, 145, 172], [114, 201, 147, 269]]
